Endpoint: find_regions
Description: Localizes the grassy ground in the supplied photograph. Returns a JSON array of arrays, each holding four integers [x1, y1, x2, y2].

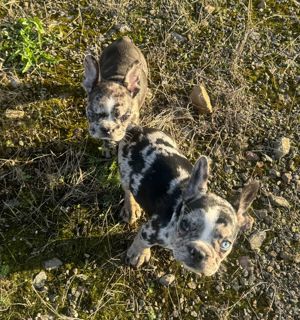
[[1, 0, 299, 319]]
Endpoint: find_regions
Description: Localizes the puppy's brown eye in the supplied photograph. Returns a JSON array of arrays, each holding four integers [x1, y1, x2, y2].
[[120, 112, 130, 122], [114, 110, 120, 118]]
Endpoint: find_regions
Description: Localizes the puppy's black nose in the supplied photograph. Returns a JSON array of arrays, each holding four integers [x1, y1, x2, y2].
[[101, 127, 111, 135], [189, 247, 205, 264]]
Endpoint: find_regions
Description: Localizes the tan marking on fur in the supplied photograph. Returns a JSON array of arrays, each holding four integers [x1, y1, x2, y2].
[[120, 189, 142, 225]]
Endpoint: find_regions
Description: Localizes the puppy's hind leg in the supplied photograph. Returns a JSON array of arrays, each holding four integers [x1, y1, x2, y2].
[[120, 189, 142, 225]]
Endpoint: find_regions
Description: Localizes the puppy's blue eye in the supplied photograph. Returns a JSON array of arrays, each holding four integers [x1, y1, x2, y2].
[[220, 240, 231, 251]]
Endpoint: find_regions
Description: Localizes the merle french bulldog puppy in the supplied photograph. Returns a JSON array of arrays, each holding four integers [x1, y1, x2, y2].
[[83, 37, 148, 156], [118, 126, 259, 276]]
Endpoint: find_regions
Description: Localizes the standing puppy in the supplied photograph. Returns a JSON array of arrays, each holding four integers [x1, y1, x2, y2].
[[83, 37, 148, 156], [118, 126, 259, 276]]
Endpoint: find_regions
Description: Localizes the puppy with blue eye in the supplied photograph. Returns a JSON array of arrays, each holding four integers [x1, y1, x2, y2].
[[83, 37, 148, 157], [118, 126, 259, 276]]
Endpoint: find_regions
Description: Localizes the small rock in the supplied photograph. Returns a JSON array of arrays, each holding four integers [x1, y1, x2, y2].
[[238, 256, 253, 272], [115, 24, 131, 33], [232, 280, 240, 292], [273, 137, 291, 159], [296, 179, 300, 192], [159, 274, 175, 286], [171, 32, 187, 43], [257, 0, 266, 9], [245, 151, 260, 162], [294, 254, 300, 263], [44, 258, 63, 270], [191, 310, 198, 318], [280, 252, 292, 261], [188, 281, 197, 289], [5, 109, 25, 119], [224, 165, 233, 174], [266, 266, 273, 273], [173, 310, 179, 318], [216, 284, 224, 292], [269, 169, 280, 178], [254, 209, 273, 225], [256, 161, 264, 168], [249, 231, 267, 250], [190, 84, 213, 114], [9, 76, 21, 88], [281, 172, 292, 184], [33, 271, 47, 290], [204, 5, 216, 14], [269, 193, 290, 208], [262, 154, 273, 163]]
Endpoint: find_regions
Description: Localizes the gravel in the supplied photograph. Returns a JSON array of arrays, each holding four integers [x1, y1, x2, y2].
[[44, 258, 63, 270], [159, 274, 176, 286], [33, 271, 47, 290], [249, 231, 267, 250], [273, 137, 291, 159], [269, 194, 291, 208]]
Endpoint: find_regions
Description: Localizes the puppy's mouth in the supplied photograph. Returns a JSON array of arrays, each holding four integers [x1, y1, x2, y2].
[[102, 132, 125, 142], [89, 127, 125, 142]]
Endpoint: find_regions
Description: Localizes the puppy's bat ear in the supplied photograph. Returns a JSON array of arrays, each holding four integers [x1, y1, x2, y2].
[[184, 156, 210, 201], [83, 55, 100, 93], [235, 181, 260, 231], [124, 60, 142, 97]]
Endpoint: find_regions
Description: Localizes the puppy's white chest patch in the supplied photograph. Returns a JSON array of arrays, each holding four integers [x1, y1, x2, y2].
[[201, 207, 219, 241]]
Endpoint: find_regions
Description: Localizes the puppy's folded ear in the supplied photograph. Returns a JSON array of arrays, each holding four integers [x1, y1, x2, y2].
[[83, 55, 100, 93], [124, 60, 142, 97], [235, 181, 260, 230], [183, 156, 210, 201]]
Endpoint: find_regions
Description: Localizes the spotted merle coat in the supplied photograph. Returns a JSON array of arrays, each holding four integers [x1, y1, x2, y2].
[[118, 126, 259, 276], [83, 37, 148, 155]]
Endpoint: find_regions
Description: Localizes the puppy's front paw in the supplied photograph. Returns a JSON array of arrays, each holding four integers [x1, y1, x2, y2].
[[120, 203, 141, 225], [125, 247, 151, 268]]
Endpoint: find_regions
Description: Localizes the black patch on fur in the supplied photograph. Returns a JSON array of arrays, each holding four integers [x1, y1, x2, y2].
[[186, 195, 222, 212], [129, 140, 149, 173], [122, 144, 129, 158], [134, 153, 192, 226], [141, 230, 148, 240], [216, 212, 233, 226], [140, 218, 162, 245], [155, 138, 174, 149]]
